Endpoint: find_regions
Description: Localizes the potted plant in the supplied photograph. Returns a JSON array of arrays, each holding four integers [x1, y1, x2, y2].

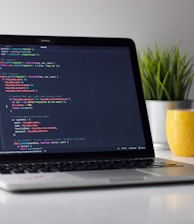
[[138, 44, 194, 149]]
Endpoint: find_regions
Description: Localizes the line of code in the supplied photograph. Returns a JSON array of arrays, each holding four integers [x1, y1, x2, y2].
[[12, 115, 57, 134], [0, 73, 59, 93], [9, 96, 70, 110]]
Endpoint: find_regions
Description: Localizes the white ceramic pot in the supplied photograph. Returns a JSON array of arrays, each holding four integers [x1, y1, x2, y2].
[[146, 100, 193, 150]]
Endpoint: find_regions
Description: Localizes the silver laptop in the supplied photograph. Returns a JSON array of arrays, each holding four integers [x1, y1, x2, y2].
[[0, 35, 194, 192]]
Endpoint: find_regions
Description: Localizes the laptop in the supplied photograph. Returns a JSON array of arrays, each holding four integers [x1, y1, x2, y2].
[[0, 35, 194, 192]]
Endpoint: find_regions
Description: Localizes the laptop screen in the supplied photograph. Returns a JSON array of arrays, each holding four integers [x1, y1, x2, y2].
[[0, 36, 153, 158]]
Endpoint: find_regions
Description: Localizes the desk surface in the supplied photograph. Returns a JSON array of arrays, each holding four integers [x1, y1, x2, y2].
[[1, 150, 194, 224]]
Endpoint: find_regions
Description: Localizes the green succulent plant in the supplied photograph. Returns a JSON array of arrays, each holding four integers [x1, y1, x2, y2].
[[138, 44, 194, 100]]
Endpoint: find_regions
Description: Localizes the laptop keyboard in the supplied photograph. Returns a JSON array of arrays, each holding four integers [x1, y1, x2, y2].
[[0, 159, 182, 174]]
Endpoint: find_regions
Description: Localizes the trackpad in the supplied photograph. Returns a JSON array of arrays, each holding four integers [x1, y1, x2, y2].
[[71, 169, 153, 180]]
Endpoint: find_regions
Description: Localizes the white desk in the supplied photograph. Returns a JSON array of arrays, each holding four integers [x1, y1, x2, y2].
[[1, 150, 194, 224]]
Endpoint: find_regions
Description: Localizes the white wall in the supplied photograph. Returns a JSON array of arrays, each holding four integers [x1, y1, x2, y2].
[[1, 0, 194, 97]]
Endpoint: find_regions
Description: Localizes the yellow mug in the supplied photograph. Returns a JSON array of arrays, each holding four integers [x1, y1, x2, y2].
[[166, 109, 194, 156]]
